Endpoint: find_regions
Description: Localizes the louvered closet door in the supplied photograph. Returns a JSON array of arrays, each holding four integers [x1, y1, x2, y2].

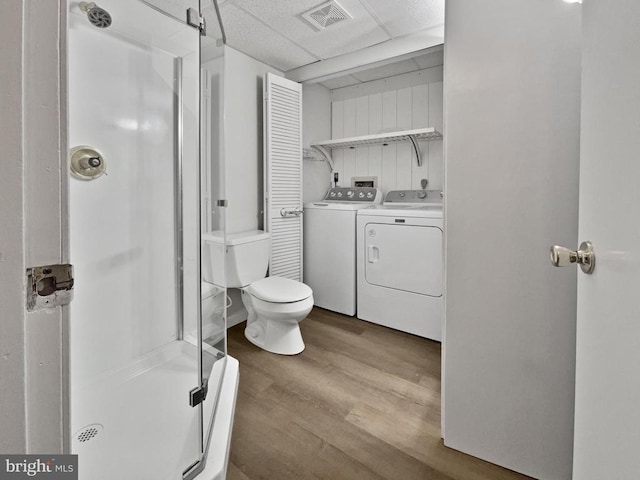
[[264, 73, 303, 281]]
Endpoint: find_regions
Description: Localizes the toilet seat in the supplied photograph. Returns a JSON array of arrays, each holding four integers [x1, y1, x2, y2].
[[246, 276, 312, 303]]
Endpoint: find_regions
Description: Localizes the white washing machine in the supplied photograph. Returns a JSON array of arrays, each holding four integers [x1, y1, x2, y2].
[[356, 190, 443, 341], [304, 187, 382, 315]]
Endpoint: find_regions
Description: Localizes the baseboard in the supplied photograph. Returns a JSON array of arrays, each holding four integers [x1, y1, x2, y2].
[[227, 309, 247, 329]]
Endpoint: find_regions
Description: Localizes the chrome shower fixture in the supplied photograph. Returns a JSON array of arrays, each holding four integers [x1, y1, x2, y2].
[[70, 145, 107, 180], [79, 2, 112, 28]]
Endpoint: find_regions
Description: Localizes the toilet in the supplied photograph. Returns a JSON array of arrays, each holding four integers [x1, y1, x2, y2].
[[202, 230, 313, 355]]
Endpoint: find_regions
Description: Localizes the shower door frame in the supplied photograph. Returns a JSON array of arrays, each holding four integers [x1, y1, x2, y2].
[[65, 3, 214, 479], [3, 2, 225, 469]]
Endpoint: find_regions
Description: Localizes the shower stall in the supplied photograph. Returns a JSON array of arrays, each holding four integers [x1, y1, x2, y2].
[[67, 1, 234, 478]]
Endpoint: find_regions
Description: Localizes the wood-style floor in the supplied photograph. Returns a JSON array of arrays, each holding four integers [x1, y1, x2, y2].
[[226, 307, 532, 480]]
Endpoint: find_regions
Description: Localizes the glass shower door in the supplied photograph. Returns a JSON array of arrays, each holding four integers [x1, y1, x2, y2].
[[199, 5, 229, 463], [68, 1, 205, 478]]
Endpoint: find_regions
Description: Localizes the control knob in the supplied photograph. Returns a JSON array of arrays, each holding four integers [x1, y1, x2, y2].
[[347, 191, 354, 197], [358, 192, 365, 198], [418, 191, 427, 199]]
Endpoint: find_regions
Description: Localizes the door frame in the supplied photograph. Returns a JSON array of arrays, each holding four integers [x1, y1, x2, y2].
[[0, 0, 70, 453]]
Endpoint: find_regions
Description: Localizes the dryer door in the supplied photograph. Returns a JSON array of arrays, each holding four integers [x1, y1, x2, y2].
[[364, 223, 443, 296]]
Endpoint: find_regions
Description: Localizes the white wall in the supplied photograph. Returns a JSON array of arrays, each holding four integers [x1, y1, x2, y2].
[[443, 1, 581, 479], [330, 67, 443, 194], [68, 16, 198, 384], [0, 0, 68, 453], [217, 48, 283, 325], [302, 83, 332, 203], [202, 56, 224, 233], [223, 47, 283, 234]]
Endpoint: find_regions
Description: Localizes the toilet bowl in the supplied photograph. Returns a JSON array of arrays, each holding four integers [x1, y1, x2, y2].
[[242, 276, 313, 355], [202, 230, 314, 355]]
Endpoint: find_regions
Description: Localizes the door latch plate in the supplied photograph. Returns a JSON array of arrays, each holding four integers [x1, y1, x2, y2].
[[26, 264, 74, 311]]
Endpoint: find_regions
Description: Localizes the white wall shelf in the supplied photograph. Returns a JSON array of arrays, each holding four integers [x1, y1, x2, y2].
[[310, 127, 442, 169]]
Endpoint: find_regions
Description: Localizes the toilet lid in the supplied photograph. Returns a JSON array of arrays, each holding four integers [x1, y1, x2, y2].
[[247, 276, 312, 303]]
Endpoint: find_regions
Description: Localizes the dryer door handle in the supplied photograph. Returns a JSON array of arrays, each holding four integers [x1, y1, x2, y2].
[[368, 245, 379, 263]]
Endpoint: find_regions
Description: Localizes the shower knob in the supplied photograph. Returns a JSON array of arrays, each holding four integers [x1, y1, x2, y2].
[[70, 146, 107, 180]]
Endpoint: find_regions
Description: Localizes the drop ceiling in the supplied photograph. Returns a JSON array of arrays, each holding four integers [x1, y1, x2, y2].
[[318, 47, 443, 89], [201, 0, 445, 75]]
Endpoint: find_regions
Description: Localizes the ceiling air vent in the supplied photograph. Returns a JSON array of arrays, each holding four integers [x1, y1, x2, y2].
[[300, 0, 352, 31]]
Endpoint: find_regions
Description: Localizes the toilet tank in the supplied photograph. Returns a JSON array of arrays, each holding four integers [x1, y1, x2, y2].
[[202, 230, 271, 288], [202, 231, 226, 287]]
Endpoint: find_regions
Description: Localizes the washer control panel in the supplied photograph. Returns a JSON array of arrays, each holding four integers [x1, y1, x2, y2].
[[384, 190, 443, 204], [324, 187, 381, 202]]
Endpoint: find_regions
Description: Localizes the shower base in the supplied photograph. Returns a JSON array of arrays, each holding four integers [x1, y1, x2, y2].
[[71, 341, 238, 480]]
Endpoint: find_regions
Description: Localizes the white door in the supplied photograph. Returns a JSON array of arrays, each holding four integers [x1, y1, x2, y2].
[[264, 72, 304, 281], [570, 1, 640, 477], [364, 223, 443, 296]]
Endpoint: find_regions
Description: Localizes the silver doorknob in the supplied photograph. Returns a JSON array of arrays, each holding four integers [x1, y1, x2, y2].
[[549, 241, 595, 274]]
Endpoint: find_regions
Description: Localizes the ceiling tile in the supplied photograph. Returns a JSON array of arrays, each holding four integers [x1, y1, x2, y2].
[[228, 0, 390, 61], [351, 58, 421, 82], [359, 0, 444, 37], [220, 3, 318, 71], [320, 75, 362, 90]]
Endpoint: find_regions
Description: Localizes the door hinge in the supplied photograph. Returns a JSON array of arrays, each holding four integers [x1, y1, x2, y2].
[[216, 199, 228, 207], [26, 264, 74, 311], [189, 382, 208, 407], [186, 8, 206, 35]]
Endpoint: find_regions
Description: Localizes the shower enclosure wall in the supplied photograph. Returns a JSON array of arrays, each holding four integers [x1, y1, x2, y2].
[[67, 1, 232, 478]]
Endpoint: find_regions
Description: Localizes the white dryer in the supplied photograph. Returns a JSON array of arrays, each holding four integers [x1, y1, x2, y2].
[[304, 187, 381, 315], [356, 190, 443, 341]]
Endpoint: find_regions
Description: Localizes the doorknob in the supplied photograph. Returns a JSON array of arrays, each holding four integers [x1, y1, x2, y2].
[[549, 241, 596, 274]]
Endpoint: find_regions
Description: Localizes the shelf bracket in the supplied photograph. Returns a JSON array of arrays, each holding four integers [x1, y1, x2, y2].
[[311, 145, 335, 172], [407, 134, 423, 167]]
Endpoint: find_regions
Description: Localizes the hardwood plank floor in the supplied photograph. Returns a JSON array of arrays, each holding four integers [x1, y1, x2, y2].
[[226, 307, 532, 480]]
